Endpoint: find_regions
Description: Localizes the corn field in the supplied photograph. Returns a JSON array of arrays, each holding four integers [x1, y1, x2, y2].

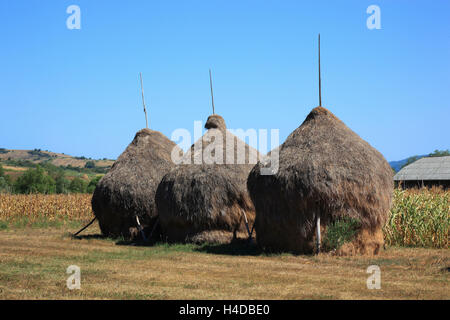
[[0, 194, 93, 226], [383, 187, 449, 248], [0, 189, 449, 248]]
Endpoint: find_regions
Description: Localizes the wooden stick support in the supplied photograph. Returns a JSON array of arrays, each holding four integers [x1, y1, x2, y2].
[[241, 210, 253, 242], [135, 215, 148, 242], [73, 217, 96, 237], [139, 72, 149, 129], [316, 215, 321, 254]]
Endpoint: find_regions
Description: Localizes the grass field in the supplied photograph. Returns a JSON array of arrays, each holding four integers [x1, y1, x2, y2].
[[0, 225, 448, 299], [0, 190, 448, 299]]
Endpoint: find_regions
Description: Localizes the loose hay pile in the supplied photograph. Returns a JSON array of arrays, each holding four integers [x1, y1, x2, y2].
[[156, 114, 261, 244], [247, 107, 393, 255], [92, 128, 180, 239]]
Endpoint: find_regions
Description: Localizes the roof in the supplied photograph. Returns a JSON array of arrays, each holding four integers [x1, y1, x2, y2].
[[394, 156, 450, 181]]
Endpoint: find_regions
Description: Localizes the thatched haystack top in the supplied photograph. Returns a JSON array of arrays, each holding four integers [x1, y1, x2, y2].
[[120, 128, 179, 163], [254, 106, 393, 227], [104, 128, 178, 186], [205, 114, 226, 130], [303, 106, 338, 121], [248, 106, 393, 254], [181, 114, 260, 167], [280, 106, 392, 200], [92, 128, 180, 238]]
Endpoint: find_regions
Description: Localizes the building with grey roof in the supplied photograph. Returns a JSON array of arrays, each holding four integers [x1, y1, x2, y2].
[[394, 156, 450, 188]]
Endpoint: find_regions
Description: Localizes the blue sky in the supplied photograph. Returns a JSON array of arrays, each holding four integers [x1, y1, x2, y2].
[[0, 0, 448, 161]]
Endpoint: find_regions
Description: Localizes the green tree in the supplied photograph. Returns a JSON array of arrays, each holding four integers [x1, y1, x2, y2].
[[84, 160, 96, 169], [0, 164, 12, 193], [429, 149, 450, 157], [0, 177, 12, 193], [69, 177, 88, 193], [0, 164, 4, 177], [55, 173, 70, 194], [87, 175, 102, 193], [401, 155, 420, 169], [14, 166, 56, 194], [0, 176, 7, 188]]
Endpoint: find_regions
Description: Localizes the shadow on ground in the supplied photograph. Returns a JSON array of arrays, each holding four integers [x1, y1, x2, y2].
[[70, 231, 268, 256], [116, 237, 265, 256], [194, 239, 263, 256], [115, 238, 159, 247], [71, 234, 108, 240]]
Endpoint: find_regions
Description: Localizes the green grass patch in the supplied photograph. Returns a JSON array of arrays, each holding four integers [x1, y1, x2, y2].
[[322, 217, 361, 251], [73, 243, 202, 264], [0, 221, 8, 231], [0, 216, 84, 230]]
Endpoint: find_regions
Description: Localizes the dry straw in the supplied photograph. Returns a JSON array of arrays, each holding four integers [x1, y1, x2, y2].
[[156, 114, 262, 244], [247, 106, 393, 255], [92, 129, 181, 239]]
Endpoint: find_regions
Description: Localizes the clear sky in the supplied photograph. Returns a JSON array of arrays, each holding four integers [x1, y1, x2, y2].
[[0, 0, 449, 161]]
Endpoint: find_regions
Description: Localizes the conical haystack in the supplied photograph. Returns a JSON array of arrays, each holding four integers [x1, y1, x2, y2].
[[247, 107, 393, 255], [92, 128, 181, 239], [156, 114, 261, 244]]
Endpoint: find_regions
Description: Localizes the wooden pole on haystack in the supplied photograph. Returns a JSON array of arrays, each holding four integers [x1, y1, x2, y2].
[[139, 72, 149, 129], [318, 33, 322, 107], [209, 69, 215, 114], [316, 34, 322, 254]]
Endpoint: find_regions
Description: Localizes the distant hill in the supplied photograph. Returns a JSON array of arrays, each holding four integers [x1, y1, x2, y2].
[[2, 147, 446, 175], [389, 155, 427, 173], [0, 148, 114, 170], [389, 149, 450, 172]]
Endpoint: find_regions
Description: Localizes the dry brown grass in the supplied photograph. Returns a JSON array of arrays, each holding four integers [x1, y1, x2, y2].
[[0, 149, 114, 168], [2, 165, 27, 172], [0, 224, 448, 300]]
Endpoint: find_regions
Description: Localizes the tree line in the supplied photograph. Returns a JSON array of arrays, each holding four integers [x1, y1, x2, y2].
[[2, 158, 110, 174], [401, 149, 450, 170], [0, 164, 101, 194]]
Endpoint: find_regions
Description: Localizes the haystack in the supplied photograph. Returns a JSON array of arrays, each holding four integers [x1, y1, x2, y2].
[[155, 114, 261, 244], [92, 128, 181, 239], [247, 106, 393, 255]]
